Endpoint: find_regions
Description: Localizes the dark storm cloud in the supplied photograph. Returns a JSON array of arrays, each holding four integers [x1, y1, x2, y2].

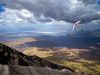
[[0, 0, 100, 24], [78, 0, 96, 4]]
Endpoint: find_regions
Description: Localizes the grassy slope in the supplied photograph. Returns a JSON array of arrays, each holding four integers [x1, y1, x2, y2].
[[23, 47, 100, 75]]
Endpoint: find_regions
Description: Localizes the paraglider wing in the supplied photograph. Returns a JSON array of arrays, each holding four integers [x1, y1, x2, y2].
[[72, 21, 81, 31]]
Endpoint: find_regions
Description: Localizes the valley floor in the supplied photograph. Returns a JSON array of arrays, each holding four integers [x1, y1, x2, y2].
[[2, 36, 100, 75]]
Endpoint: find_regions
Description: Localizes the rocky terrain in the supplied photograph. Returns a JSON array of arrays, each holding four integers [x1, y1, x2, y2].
[[0, 43, 76, 75], [0, 43, 74, 70], [0, 65, 74, 75]]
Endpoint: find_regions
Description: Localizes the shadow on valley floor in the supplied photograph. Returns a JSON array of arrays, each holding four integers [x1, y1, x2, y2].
[[18, 35, 100, 62], [19, 35, 100, 49]]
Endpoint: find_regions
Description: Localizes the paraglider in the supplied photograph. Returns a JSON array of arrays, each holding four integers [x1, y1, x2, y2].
[[72, 21, 81, 31], [71, 0, 100, 31]]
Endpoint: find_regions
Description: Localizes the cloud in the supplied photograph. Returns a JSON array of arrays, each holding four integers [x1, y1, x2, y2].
[[79, 0, 96, 4], [0, 0, 100, 24]]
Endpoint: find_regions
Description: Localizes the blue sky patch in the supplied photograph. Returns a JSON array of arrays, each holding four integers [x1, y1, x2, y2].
[[0, 3, 5, 12], [97, 0, 100, 5]]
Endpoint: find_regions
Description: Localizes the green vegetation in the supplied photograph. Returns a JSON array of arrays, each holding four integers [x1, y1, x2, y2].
[[23, 48, 100, 75]]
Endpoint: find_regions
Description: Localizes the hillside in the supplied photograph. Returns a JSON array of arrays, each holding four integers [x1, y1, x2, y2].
[[0, 43, 76, 75]]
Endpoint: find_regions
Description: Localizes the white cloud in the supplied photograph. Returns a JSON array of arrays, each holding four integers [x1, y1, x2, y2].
[[0, 19, 4, 22], [0, 0, 100, 30], [19, 9, 33, 18]]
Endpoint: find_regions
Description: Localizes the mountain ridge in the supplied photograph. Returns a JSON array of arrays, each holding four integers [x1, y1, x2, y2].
[[0, 43, 74, 72]]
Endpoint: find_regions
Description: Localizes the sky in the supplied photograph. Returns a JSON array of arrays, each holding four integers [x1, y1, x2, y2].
[[0, 0, 100, 35]]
